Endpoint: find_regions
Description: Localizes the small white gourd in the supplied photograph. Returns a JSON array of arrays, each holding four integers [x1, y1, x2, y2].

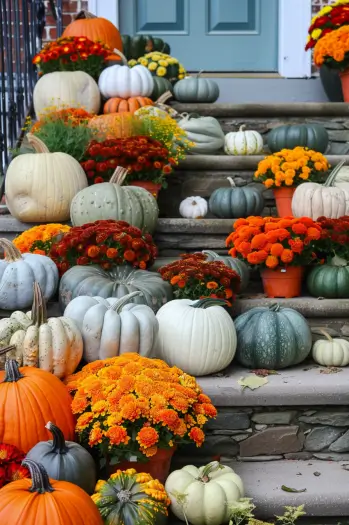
[[224, 125, 264, 155], [179, 196, 208, 219], [312, 329, 349, 367]]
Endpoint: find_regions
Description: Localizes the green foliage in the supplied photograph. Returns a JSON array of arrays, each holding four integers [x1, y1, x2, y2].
[[228, 499, 306, 525]]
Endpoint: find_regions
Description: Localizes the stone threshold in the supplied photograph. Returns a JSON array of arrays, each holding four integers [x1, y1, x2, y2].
[[197, 364, 349, 406], [180, 155, 349, 170], [172, 102, 349, 117]]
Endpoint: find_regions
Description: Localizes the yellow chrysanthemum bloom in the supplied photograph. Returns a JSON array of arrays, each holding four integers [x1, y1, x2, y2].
[[139, 58, 148, 66], [319, 5, 333, 15], [128, 59, 137, 67], [157, 66, 167, 76], [158, 59, 169, 67], [311, 28, 322, 40], [148, 61, 158, 71], [150, 54, 161, 61]]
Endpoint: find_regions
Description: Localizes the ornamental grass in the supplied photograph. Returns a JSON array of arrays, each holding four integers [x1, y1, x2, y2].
[[254, 147, 330, 189], [306, 0, 349, 51], [158, 253, 241, 304], [65, 353, 217, 464], [314, 24, 349, 69], [13, 224, 71, 254], [226, 216, 323, 270], [49, 220, 158, 275]]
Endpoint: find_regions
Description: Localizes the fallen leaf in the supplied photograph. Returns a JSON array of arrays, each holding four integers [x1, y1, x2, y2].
[[250, 369, 279, 377], [342, 464, 349, 471], [281, 485, 307, 493], [238, 376, 268, 390], [313, 471, 321, 477], [320, 367, 342, 374]]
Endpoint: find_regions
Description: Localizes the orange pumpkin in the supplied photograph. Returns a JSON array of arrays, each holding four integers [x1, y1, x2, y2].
[[0, 357, 75, 453], [103, 96, 154, 114], [89, 112, 135, 138], [0, 459, 103, 525], [62, 10, 123, 54]]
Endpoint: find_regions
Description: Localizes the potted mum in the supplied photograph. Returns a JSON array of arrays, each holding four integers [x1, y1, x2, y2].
[[254, 147, 330, 217], [226, 216, 323, 298], [66, 353, 217, 483]]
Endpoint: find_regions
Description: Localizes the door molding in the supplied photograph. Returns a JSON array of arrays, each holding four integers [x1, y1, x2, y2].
[[89, 0, 312, 78]]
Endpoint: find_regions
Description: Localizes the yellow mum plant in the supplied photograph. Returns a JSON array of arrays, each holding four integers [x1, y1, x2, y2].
[[254, 147, 330, 189], [129, 52, 186, 82], [13, 224, 71, 254], [66, 353, 217, 467]]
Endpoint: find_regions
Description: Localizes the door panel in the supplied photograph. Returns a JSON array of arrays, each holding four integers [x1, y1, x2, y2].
[[119, 0, 279, 71]]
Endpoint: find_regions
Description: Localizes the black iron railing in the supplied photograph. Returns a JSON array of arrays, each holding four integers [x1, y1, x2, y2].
[[0, 0, 63, 197]]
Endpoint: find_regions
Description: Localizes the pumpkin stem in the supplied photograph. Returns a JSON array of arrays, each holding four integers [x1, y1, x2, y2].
[[191, 298, 228, 309], [3, 359, 24, 382], [318, 328, 333, 342], [0, 345, 17, 357], [196, 70, 204, 78], [0, 238, 23, 262], [199, 461, 222, 482], [22, 460, 55, 493], [156, 90, 173, 105], [227, 177, 236, 188], [26, 133, 50, 154], [112, 48, 129, 66], [239, 125, 247, 132], [74, 10, 97, 20], [331, 254, 348, 267], [269, 303, 281, 312], [324, 160, 346, 187], [110, 166, 129, 186], [31, 282, 48, 326], [46, 422, 68, 454], [109, 291, 143, 313]]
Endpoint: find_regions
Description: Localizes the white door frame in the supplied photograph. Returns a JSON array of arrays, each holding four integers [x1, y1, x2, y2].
[[88, 0, 312, 78]]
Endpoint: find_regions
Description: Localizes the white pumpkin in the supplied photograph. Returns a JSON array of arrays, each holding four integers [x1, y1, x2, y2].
[[328, 163, 349, 190], [0, 238, 58, 310], [99, 50, 154, 98], [224, 125, 264, 155], [179, 196, 208, 219], [155, 297, 237, 376], [33, 71, 100, 116], [312, 330, 349, 367], [0, 283, 83, 379], [165, 461, 244, 525], [6, 134, 88, 222], [64, 291, 158, 362], [292, 163, 349, 220]]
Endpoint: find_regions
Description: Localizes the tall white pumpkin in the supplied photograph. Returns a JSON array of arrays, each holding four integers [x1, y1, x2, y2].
[[33, 71, 101, 116], [155, 298, 237, 376], [5, 134, 88, 222]]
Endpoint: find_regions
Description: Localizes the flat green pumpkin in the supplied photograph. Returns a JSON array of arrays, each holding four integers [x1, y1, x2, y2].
[[307, 262, 349, 298], [267, 124, 329, 153], [121, 35, 170, 60], [235, 304, 312, 369]]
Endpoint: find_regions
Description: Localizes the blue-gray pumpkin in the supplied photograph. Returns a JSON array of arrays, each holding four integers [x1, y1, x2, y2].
[[26, 421, 96, 494], [234, 304, 312, 369], [174, 75, 219, 103], [209, 178, 265, 218], [267, 124, 329, 154], [307, 255, 349, 298]]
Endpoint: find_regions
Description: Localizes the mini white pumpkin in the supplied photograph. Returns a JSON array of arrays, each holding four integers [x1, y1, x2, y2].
[[224, 125, 264, 155], [179, 196, 208, 219], [0, 283, 83, 379], [6, 134, 88, 223], [64, 291, 158, 362], [165, 461, 244, 525], [155, 297, 237, 376], [33, 71, 100, 116], [98, 50, 154, 98], [0, 238, 58, 310], [292, 162, 349, 219], [312, 329, 349, 367]]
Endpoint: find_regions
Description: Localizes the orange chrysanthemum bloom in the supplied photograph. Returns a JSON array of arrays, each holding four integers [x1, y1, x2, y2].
[[137, 427, 159, 448], [307, 227, 321, 240], [105, 426, 130, 446], [281, 249, 294, 264], [265, 255, 279, 269], [189, 427, 205, 447], [270, 243, 284, 257]]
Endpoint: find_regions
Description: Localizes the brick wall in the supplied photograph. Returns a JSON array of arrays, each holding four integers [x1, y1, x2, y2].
[[43, 0, 88, 41], [312, 0, 332, 15]]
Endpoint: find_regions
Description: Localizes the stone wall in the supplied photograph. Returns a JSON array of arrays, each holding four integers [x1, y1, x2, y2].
[[174, 407, 349, 468]]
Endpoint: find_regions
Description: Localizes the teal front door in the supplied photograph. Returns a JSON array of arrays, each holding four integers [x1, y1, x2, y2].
[[119, 0, 279, 72]]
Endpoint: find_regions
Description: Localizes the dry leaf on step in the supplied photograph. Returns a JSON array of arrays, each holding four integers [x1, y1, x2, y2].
[[320, 367, 342, 374], [281, 485, 307, 493], [238, 376, 268, 390], [250, 369, 279, 377]]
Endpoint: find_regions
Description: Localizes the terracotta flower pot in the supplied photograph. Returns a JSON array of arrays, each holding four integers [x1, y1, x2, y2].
[[273, 187, 296, 218], [261, 266, 304, 298], [109, 447, 175, 484], [129, 181, 162, 198], [340, 70, 349, 103]]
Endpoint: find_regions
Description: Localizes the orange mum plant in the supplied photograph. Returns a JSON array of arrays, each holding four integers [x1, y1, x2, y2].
[[13, 224, 71, 255], [226, 216, 323, 269], [65, 353, 217, 466], [314, 24, 349, 70], [254, 147, 330, 189]]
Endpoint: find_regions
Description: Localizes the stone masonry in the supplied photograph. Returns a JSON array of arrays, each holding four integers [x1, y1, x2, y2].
[[173, 406, 349, 467]]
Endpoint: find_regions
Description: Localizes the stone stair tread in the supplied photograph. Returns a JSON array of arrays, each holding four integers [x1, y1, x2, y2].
[[226, 459, 349, 518], [197, 364, 349, 407]]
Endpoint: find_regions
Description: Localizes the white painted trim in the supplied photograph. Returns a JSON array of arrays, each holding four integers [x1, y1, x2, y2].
[[278, 0, 312, 78], [88, 0, 119, 28], [91, 0, 312, 78]]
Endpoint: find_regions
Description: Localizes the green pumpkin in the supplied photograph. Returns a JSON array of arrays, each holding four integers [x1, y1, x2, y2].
[[209, 177, 265, 218], [26, 422, 96, 494], [178, 115, 225, 154], [307, 256, 349, 298], [121, 35, 170, 60], [174, 75, 219, 103], [151, 77, 174, 101], [267, 124, 329, 153], [234, 304, 312, 369], [202, 250, 249, 292]]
